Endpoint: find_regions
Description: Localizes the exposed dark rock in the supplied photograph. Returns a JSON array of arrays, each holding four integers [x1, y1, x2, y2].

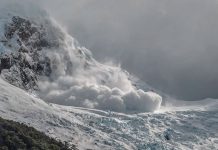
[[0, 16, 53, 91], [0, 54, 12, 71], [164, 128, 173, 141]]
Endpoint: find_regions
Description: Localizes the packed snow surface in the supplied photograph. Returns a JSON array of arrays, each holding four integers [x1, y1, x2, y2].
[[0, 78, 218, 150]]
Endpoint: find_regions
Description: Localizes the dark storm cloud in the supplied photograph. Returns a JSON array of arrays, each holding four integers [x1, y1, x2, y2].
[[8, 0, 218, 100]]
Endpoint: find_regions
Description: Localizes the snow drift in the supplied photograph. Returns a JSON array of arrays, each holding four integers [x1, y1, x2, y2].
[[0, 1, 162, 113]]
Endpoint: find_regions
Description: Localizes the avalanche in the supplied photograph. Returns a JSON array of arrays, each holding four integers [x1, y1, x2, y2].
[[0, 1, 161, 113], [0, 1, 218, 150]]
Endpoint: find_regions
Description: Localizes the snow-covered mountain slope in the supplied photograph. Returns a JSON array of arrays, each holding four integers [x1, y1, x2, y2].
[[0, 78, 218, 150]]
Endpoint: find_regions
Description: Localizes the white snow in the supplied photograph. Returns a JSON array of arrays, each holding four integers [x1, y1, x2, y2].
[[0, 78, 218, 150]]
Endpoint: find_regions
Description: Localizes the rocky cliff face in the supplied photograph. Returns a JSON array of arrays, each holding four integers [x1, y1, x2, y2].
[[0, 16, 52, 90]]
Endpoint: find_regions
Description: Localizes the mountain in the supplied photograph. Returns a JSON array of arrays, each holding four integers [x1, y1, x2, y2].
[[0, 2, 218, 150], [0, 16, 52, 91]]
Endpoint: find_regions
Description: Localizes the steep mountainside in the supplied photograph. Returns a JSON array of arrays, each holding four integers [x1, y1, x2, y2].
[[0, 16, 52, 90]]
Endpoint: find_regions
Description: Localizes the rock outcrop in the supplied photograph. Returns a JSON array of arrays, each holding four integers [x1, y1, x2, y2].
[[0, 16, 52, 90]]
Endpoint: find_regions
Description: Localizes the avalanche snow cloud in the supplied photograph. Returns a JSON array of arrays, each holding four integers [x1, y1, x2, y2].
[[0, 1, 162, 113], [36, 17, 162, 113], [42, 0, 218, 101]]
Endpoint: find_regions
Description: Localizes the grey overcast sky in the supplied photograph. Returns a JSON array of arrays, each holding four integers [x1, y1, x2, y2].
[[36, 0, 218, 100]]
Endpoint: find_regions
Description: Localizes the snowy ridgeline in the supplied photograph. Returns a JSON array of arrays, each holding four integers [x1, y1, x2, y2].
[[0, 78, 218, 150], [0, 3, 162, 113]]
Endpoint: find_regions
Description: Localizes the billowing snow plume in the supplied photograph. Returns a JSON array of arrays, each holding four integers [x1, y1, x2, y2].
[[0, 2, 162, 113], [37, 21, 162, 113]]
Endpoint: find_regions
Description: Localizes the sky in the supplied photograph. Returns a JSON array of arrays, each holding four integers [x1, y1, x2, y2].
[[5, 0, 218, 101]]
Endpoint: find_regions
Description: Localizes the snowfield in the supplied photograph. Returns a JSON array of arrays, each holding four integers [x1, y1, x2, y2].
[[0, 78, 218, 150]]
